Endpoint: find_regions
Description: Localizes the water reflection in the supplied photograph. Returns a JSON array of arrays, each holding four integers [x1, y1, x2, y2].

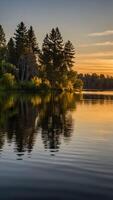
[[1, 91, 113, 158], [0, 92, 79, 157]]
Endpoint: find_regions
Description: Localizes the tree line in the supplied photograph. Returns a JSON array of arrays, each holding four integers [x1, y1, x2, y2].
[[78, 73, 113, 90], [0, 22, 83, 91]]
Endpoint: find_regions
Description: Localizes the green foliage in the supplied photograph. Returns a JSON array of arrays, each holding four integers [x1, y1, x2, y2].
[[0, 61, 15, 72], [0, 73, 16, 89], [57, 70, 78, 91], [0, 61, 16, 80], [74, 79, 83, 91], [19, 78, 50, 91], [18, 78, 42, 90], [19, 81, 37, 90], [67, 71, 77, 84]]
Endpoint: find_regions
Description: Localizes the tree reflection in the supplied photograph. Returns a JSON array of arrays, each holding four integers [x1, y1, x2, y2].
[[0, 92, 79, 157], [40, 93, 74, 151]]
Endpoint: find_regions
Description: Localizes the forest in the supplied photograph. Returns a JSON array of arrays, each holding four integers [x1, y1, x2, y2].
[[0, 22, 83, 91], [78, 73, 113, 90]]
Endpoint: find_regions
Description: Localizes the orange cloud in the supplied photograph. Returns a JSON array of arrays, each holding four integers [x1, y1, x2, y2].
[[88, 30, 113, 37]]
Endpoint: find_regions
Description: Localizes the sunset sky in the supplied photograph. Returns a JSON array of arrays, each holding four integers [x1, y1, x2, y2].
[[0, 0, 113, 75]]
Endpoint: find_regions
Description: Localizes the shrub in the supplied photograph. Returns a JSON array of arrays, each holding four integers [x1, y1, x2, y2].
[[74, 79, 83, 91], [19, 81, 36, 90], [1, 73, 16, 89], [31, 77, 51, 90], [0, 61, 15, 74], [31, 77, 42, 87]]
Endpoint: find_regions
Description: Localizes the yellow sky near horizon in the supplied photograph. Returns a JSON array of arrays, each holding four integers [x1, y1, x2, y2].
[[75, 29, 113, 76], [75, 51, 113, 76]]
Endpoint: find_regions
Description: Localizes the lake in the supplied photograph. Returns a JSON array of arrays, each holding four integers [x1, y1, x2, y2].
[[0, 91, 113, 200]]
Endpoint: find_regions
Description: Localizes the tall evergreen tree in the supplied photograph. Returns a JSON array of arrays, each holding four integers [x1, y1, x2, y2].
[[27, 26, 39, 54], [64, 40, 75, 71], [0, 25, 6, 48], [39, 27, 64, 87], [14, 22, 28, 63], [7, 38, 16, 65], [0, 25, 6, 61]]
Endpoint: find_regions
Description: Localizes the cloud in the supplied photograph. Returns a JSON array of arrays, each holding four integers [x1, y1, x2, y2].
[[80, 41, 113, 47], [88, 30, 113, 37]]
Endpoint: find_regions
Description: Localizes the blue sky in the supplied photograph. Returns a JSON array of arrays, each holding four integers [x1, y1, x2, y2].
[[0, 0, 113, 75]]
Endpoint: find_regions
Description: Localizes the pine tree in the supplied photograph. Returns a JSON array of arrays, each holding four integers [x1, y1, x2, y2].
[[0, 25, 6, 61], [27, 26, 39, 54], [38, 33, 51, 69], [39, 27, 64, 87], [0, 25, 6, 48], [64, 40, 75, 71], [49, 27, 64, 70], [7, 38, 16, 65], [14, 22, 28, 63], [38, 34, 50, 82]]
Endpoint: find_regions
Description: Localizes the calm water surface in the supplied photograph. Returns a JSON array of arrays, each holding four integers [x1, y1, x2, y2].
[[0, 92, 113, 200]]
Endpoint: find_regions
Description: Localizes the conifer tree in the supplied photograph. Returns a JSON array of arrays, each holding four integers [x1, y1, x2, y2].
[[64, 40, 75, 71], [39, 27, 64, 87], [27, 26, 39, 54], [14, 22, 28, 63], [7, 38, 16, 65], [0, 25, 6, 61], [0, 25, 6, 48]]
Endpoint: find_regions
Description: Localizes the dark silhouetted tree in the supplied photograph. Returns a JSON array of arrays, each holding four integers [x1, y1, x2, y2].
[[27, 26, 39, 54], [0, 25, 6, 48], [39, 27, 64, 87], [64, 40, 75, 71], [0, 25, 6, 61], [14, 22, 28, 64], [7, 38, 16, 65]]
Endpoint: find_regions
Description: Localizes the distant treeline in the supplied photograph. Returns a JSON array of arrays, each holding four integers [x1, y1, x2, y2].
[[78, 73, 113, 90]]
